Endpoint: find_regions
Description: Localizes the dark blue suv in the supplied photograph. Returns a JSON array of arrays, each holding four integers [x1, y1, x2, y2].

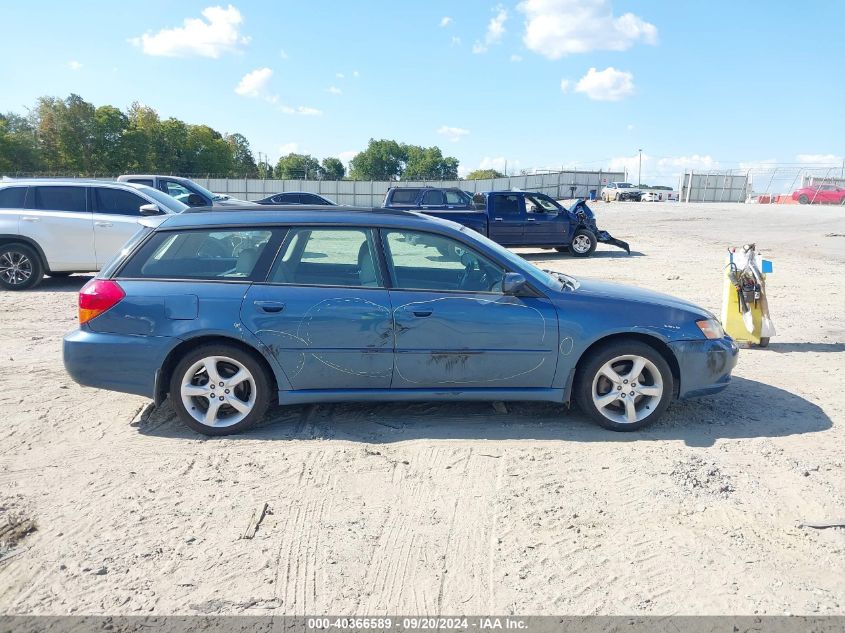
[[63, 206, 737, 436]]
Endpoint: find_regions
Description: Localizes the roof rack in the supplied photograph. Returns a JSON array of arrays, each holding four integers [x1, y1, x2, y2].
[[181, 205, 416, 216]]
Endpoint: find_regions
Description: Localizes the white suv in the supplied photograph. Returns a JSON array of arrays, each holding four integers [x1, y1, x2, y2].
[[0, 180, 187, 290], [601, 182, 642, 202]]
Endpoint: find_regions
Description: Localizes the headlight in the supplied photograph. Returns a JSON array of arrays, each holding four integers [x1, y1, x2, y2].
[[696, 318, 725, 339]]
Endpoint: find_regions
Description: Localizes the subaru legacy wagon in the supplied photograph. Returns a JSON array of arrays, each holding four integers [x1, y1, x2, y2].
[[63, 207, 738, 435]]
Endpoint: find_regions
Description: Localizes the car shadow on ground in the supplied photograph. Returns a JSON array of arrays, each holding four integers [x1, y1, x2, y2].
[[31, 274, 93, 293], [763, 342, 845, 354], [135, 376, 831, 448], [519, 250, 644, 261]]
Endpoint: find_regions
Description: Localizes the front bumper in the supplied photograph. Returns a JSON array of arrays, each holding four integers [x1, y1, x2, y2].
[[668, 337, 739, 399], [63, 329, 178, 399]]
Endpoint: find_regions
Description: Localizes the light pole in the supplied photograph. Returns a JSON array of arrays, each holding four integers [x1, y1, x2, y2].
[[637, 149, 643, 187]]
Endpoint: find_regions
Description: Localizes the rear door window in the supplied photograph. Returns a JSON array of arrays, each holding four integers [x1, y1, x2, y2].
[[444, 190, 468, 205], [0, 186, 27, 208], [301, 194, 328, 205], [490, 194, 522, 215], [275, 193, 301, 204], [32, 186, 87, 212], [94, 187, 148, 216], [421, 190, 446, 206], [268, 228, 381, 287], [119, 229, 278, 280]]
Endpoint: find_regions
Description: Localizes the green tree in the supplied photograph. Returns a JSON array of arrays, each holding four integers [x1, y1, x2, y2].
[[0, 113, 41, 173], [403, 145, 458, 180], [275, 153, 323, 179], [185, 125, 232, 175], [348, 139, 405, 180], [225, 133, 258, 177], [465, 168, 505, 180], [92, 105, 129, 174], [321, 157, 345, 180]]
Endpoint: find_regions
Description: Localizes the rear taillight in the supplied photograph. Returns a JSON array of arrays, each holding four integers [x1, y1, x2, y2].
[[79, 280, 125, 325]]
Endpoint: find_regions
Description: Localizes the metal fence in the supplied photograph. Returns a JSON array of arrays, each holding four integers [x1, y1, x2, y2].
[[678, 171, 750, 203], [193, 170, 624, 206]]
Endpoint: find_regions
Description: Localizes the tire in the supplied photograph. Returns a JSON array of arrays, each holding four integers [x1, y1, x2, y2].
[[798, 194, 809, 204], [615, 192, 621, 201], [0, 243, 44, 291], [555, 246, 569, 253], [758, 337, 770, 348], [574, 340, 674, 431], [569, 229, 597, 257], [169, 343, 271, 436]]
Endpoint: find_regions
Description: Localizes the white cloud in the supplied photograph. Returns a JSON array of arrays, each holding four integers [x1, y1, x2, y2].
[[440, 16, 453, 27], [353, 70, 360, 78], [437, 126, 470, 142], [559, 79, 570, 92], [518, 0, 657, 59], [280, 105, 323, 116], [130, 5, 249, 58], [574, 67, 635, 101], [337, 150, 358, 164], [67, 60, 82, 71], [327, 85, 342, 95], [279, 49, 288, 59], [626, 124, 635, 131], [796, 153, 843, 164], [279, 142, 299, 155], [234, 67, 272, 97], [510, 54, 523, 62], [336, 72, 345, 79], [479, 156, 520, 174], [473, 5, 508, 54], [608, 153, 720, 185], [451, 36, 462, 46]]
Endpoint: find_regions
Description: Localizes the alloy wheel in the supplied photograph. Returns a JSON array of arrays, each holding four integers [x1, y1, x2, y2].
[[572, 235, 592, 254], [0, 250, 33, 286], [180, 355, 257, 428], [591, 354, 664, 424]]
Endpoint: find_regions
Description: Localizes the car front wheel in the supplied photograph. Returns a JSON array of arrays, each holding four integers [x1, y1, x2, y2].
[[569, 229, 597, 257], [169, 344, 271, 436], [798, 194, 809, 204], [0, 243, 43, 291], [574, 340, 674, 431]]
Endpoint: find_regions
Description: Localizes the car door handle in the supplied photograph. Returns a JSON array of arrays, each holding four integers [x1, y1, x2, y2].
[[412, 310, 433, 317], [254, 300, 285, 313], [21, 216, 39, 222], [493, 217, 503, 222], [95, 221, 113, 228], [526, 218, 536, 222]]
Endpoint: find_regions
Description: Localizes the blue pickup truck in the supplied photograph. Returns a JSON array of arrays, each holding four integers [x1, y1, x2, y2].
[[382, 187, 629, 256]]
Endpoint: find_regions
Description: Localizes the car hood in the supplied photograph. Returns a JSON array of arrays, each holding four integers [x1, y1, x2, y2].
[[570, 278, 712, 318]]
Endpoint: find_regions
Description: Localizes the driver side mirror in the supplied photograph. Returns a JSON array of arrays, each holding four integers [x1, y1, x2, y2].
[[502, 272, 528, 295], [186, 193, 207, 207], [139, 204, 164, 216]]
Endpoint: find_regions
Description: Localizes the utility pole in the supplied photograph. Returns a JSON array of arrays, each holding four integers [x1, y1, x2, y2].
[[638, 149, 643, 187]]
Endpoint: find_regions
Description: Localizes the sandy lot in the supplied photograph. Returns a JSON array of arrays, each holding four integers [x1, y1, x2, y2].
[[0, 202, 843, 615]]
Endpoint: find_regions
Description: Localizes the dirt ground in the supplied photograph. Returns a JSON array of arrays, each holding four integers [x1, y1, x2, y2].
[[0, 202, 843, 615]]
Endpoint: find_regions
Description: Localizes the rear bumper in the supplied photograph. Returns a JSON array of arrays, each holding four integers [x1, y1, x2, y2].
[[63, 329, 177, 399], [668, 337, 739, 399]]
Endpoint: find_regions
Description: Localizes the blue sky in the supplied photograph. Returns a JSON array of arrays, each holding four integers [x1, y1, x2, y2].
[[1, 0, 843, 186]]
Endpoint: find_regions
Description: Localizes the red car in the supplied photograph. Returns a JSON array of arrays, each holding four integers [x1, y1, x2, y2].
[[792, 184, 845, 204]]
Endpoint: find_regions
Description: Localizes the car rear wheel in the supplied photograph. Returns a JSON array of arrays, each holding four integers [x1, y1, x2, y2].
[[574, 340, 673, 431], [569, 229, 597, 257], [169, 344, 271, 436], [0, 243, 43, 291], [798, 194, 809, 204]]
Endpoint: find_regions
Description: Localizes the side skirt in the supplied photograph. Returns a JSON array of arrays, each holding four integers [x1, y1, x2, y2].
[[277, 387, 566, 406]]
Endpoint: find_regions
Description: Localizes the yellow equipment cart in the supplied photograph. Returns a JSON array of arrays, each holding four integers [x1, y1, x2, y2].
[[721, 245, 775, 347]]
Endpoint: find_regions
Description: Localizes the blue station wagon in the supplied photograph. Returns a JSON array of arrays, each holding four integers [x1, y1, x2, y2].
[[63, 206, 738, 435]]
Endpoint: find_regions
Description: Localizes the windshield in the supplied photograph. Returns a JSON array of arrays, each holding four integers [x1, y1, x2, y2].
[[617, 182, 634, 188], [136, 185, 189, 213], [458, 226, 565, 291]]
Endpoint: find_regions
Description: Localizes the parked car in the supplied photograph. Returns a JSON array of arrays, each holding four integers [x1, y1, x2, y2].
[[0, 179, 187, 290], [640, 186, 679, 202], [387, 189, 629, 256], [791, 184, 845, 205], [601, 182, 642, 202], [383, 187, 474, 210], [117, 175, 255, 207], [255, 192, 336, 206], [63, 206, 737, 436]]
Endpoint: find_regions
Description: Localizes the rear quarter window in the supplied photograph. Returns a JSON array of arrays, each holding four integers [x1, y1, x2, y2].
[[0, 186, 27, 209], [118, 228, 280, 281], [389, 189, 420, 205]]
